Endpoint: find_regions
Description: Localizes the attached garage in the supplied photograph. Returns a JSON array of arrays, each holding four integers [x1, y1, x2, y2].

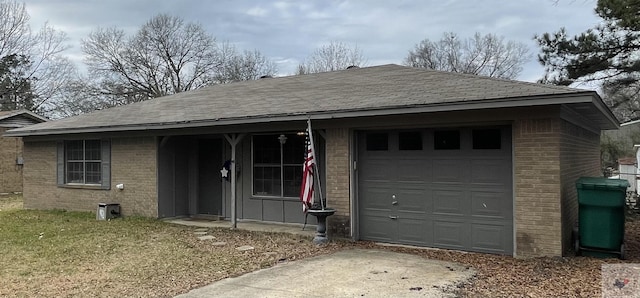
[[358, 126, 513, 254]]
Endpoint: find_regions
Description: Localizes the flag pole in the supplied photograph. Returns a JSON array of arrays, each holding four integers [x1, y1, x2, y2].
[[307, 119, 325, 210]]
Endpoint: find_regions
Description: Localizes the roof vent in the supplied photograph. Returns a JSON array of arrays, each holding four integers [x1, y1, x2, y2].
[[260, 75, 273, 79], [346, 65, 359, 70]]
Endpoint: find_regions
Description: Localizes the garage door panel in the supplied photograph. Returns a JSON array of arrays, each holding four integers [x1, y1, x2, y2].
[[433, 220, 467, 249], [397, 159, 429, 181], [471, 159, 510, 184], [396, 184, 429, 213], [471, 190, 508, 218], [360, 182, 393, 210], [398, 217, 431, 244], [360, 216, 395, 242], [432, 159, 465, 183], [471, 223, 509, 253], [360, 159, 394, 181], [433, 188, 466, 215]]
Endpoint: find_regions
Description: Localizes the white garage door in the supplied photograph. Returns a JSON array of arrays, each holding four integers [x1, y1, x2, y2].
[[357, 126, 513, 254]]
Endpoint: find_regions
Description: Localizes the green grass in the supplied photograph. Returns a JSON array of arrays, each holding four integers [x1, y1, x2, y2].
[[0, 197, 346, 297]]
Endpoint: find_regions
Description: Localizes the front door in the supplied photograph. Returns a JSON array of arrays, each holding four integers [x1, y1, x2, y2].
[[197, 138, 223, 216]]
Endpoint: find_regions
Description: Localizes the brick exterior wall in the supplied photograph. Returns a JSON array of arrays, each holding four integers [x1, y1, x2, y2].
[[513, 118, 563, 257], [559, 120, 601, 253], [0, 128, 24, 193], [325, 128, 351, 237], [23, 137, 158, 217], [514, 119, 601, 257]]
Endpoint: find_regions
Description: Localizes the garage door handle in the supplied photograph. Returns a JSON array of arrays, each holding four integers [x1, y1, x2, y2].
[[389, 216, 398, 220]]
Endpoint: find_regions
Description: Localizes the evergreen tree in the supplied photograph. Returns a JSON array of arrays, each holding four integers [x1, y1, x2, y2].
[[0, 54, 36, 111], [536, 0, 640, 121]]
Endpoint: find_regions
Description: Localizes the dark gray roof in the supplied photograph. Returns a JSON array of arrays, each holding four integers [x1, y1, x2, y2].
[[6, 64, 617, 136]]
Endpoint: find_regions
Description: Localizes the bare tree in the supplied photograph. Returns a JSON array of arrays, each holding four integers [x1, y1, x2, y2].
[[404, 32, 531, 79], [297, 41, 366, 74], [57, 15, 276, 116], [82, 14, 224, 102], [47, 76, 139, 118], [214, 43, 277, 83], [0, 0, 74, 113]]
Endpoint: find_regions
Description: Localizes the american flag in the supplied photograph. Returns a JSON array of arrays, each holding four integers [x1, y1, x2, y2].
[[300, 120, 315, 212]]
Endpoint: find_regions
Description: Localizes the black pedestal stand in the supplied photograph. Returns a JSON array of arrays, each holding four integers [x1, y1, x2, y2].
[[306, 208, 336, 245]]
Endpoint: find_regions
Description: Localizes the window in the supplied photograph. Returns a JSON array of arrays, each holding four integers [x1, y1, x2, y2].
[[57, 139, 110, 189], [366, 133, 388, 151], [399, 131, 423, 150], [253, 133, 305, 197], [434, 130, 460, 150], [473, 129, 502, 149]]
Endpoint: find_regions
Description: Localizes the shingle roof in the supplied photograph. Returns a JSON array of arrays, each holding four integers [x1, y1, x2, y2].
[[0, 110, 48, 124], [6, 64, 617, 136]]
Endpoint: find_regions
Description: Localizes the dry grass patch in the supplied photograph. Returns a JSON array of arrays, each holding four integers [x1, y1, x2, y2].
[[0, 207, 346, 297], [0, 193, 22, 211]]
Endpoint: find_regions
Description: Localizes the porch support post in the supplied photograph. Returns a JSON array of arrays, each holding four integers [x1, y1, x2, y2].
[[224, 133, 246, 229]]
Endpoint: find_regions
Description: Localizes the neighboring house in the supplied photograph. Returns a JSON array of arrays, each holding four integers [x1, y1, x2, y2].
[[602, 119, 640, 169], [6, 65, 617, 258], [617, 157, 637, 194], [0, 110, 47, 194]]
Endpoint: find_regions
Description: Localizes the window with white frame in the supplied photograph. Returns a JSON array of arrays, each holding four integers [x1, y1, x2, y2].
[[252, 133, 305, 197]]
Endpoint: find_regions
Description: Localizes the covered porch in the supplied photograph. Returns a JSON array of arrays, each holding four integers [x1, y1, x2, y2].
[[155, 126, 327, 227]]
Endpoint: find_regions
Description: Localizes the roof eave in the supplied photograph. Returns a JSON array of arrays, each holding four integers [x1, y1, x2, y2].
[[0, 110, 48, 123], [6, 92, 612, 137], [589, 93, 620, 130]]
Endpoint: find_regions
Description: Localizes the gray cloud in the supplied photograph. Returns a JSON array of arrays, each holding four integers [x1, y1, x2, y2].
[[23, 0, 600, 81]]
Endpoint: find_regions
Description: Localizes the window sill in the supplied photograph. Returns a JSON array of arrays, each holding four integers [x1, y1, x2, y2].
[[59, 184, 107, 190]]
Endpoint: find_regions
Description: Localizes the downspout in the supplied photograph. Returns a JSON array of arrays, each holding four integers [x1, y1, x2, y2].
[[224, 133, 246, 229]]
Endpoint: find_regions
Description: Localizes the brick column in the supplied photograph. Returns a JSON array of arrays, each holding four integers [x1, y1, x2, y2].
[[513, 119, 562, 257], [325, 128, 351, 238]]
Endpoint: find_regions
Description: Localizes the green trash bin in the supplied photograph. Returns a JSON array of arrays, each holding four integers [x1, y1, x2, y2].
[[575, 177, 629, 259]]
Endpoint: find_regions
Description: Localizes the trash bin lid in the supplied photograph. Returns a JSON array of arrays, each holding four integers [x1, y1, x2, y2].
[[576, 177, 630, 190]]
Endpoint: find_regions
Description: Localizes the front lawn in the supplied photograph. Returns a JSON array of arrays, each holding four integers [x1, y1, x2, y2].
[[2, 194, 639, 297], [0, 197, 345, 297]]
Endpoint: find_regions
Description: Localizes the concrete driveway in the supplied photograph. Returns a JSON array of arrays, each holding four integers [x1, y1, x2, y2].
[[175, 249, 475, 298]]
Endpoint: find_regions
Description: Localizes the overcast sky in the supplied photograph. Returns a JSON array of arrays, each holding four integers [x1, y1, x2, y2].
[[22, 0, 602, 83]]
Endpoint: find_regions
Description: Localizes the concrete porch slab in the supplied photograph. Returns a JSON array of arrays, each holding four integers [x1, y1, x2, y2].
[[165, 218, 316, 238]]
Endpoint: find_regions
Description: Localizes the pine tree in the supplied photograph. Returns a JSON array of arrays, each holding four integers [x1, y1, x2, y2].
[[536, 0, 640, 121], [0, 54, 36, 111]]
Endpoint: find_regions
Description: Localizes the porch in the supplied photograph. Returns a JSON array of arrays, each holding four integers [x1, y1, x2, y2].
[[165, 218, 316, 237]]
